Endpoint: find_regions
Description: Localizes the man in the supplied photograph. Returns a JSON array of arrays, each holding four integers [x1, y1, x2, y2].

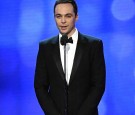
[[34, 0, 106, 115]]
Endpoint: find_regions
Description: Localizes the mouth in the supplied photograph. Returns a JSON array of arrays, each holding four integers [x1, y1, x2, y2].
[[60, 26, 68, 30]]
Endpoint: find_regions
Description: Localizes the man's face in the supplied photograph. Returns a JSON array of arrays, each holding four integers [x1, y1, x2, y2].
[[54, 3, 78, 37]]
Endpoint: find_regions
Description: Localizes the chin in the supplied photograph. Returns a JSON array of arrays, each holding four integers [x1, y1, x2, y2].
[[60, 31, 68, 35]]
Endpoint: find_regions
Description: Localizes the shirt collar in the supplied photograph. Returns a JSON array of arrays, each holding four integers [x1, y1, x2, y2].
[[59, 28, 78, 44]]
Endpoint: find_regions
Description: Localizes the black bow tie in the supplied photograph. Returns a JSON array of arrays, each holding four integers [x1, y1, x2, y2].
[[67, 37, 73, 44], [61, 35, 73, 45]]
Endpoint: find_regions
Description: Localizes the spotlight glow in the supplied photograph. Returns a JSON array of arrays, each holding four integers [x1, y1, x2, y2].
[[111, 0, 135, 21]]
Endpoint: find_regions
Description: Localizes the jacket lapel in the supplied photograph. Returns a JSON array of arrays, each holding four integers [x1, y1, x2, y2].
[[52, 36, 65, 81], [69, 33, 85, 85], [51, 33, 86, 84]]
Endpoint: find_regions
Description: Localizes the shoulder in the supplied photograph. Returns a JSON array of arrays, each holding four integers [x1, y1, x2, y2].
[[80, 33, 101, 43], [39, 35, 58, 46], [79, 33, 104, 54], [79, 33, 103, 46]]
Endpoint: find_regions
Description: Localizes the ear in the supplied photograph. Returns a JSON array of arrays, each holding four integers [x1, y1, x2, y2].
[[75, 14, 79, 21]]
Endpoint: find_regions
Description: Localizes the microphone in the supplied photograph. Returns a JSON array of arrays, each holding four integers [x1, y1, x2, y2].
[[61, 34, 68, 46], [60, 34, 72, 115]]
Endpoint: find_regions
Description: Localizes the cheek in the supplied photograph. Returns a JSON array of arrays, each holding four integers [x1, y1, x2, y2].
[[69, 19, 76, 26], [55, 19, 60, 25]]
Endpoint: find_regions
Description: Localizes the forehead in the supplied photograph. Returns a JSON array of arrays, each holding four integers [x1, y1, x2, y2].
[[55, 3, 74, 14]]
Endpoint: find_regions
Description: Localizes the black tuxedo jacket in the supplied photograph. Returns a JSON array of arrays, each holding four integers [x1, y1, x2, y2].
[[34, 32, 106, 115]]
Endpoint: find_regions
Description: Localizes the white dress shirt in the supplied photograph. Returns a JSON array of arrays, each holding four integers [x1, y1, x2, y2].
[[59, 28, 78, 84]]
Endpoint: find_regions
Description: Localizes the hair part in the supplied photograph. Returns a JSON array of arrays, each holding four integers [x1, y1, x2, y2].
[[54, 0, 78, 16]]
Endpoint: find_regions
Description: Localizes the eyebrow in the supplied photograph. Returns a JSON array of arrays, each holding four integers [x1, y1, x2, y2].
[[55, 13, 73, 16]]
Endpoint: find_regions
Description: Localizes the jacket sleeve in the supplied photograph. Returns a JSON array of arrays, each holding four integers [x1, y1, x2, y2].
[[34, 43, 60, 115], [78, 40, 106, 115]]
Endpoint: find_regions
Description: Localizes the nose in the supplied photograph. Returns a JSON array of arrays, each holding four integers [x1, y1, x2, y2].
[[61, 17, 66, 23]]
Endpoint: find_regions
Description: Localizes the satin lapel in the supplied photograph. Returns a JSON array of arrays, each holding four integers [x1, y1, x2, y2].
[[69, 33, 85, 85], [52, 36, 65, 81]]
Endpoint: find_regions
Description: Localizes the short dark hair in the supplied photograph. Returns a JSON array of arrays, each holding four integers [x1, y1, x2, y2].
[[54, 0, 78, 16]]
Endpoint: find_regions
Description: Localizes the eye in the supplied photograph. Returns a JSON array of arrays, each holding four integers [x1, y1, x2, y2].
[[55, 15, 61, 19], [66, 15, 72, 18]]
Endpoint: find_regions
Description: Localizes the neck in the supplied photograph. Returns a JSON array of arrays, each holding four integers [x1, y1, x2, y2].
[[67, 27, 76, 38]]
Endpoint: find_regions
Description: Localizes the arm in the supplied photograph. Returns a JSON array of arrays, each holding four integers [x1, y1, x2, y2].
[[78, 40, 106, 115], [34, 43, 60, 115]]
